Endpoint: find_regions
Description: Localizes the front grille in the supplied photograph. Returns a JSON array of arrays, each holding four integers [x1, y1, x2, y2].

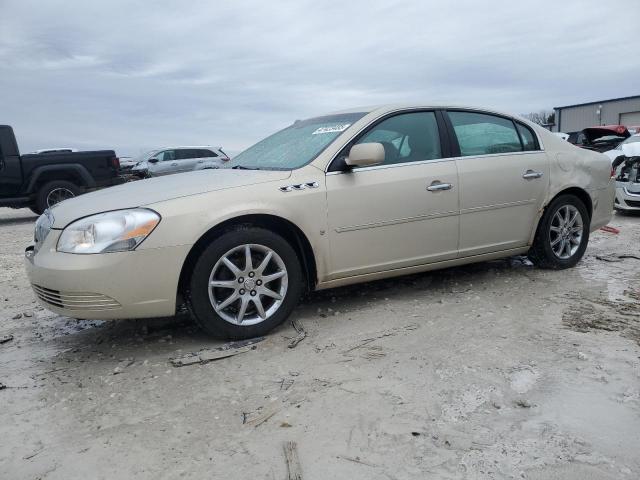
[[624, 199, 640, 208], [32, 284, 121, 311]]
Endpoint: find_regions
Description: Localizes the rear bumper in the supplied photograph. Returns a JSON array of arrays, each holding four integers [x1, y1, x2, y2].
[[24, 231, 191, 319], [589, 179, 616, 231]]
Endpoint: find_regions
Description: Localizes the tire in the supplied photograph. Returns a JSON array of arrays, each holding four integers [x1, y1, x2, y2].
[[187, 227, 304, 339], [35, 180, 81, 213], [528, 194, 590, 269], [29, 206, 42, 215]]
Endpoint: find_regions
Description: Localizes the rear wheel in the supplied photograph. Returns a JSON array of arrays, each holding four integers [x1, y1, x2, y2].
[[529, 194, 590, 269], [188, 227, 304, 339], [35, 180, 81, 214]]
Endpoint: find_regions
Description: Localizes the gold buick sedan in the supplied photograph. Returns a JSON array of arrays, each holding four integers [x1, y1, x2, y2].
[[25, 105, 615, 338]]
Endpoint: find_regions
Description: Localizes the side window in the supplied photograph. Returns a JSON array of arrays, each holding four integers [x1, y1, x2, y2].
[[158, 150, 175, 161], [175, 149, 197, 160], [516, 123, 539, 151], [355, 111, 442, 166], [448, 111, 522, 156], [199, 149, 217, 158]]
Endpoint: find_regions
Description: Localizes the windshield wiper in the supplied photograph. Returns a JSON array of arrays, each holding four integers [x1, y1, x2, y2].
[[230, 165, 260, 170]]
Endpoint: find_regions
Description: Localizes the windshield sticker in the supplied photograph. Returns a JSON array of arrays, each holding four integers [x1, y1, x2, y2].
[[312, 124, 351, 135]]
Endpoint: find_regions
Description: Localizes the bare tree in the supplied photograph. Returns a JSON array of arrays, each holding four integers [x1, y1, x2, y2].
[[522, 110, 555, 126]]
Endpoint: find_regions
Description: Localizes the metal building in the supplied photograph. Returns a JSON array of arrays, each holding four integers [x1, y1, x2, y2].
[[553, 94, 640, 133]]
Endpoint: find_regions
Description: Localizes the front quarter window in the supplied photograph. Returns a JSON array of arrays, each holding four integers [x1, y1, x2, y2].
[[226, 112, 366, 170]]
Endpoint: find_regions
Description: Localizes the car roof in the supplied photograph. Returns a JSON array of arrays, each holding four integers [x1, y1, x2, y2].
[[156, 146, 221, 150], [325, 103, 531, 121]]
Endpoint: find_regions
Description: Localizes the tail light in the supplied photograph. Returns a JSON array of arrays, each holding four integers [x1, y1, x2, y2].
[[111, 156, 120, 169], [611, 165, 616, 178]]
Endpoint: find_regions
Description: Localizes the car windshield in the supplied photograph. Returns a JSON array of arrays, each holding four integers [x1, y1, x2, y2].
[[225, 112, 366, 170], [133, 149, 160, 162]]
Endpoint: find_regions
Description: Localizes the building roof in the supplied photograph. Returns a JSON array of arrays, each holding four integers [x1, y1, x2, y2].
[[555, 94, 640, 110]]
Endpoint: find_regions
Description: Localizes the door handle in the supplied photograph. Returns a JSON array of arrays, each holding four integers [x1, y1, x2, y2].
[[197, 160, 204, 163], [426, 181, 453, 192], [522, 170, 543, 179], [171, 162, 178, 166]]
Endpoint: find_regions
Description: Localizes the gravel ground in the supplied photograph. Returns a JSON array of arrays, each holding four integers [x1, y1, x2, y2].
[[1, 207, 639, 480]]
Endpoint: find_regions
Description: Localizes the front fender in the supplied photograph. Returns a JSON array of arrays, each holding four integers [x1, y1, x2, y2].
[[25, 164, 95, 192], [140, 172, 330, 279]]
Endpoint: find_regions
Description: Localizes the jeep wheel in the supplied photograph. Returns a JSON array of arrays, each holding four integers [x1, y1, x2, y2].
[[35, 180, 81, 214]]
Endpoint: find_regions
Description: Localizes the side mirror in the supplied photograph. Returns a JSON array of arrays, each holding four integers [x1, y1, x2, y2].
[[345, 142, 385, 168], [148, 157, 159, 164]]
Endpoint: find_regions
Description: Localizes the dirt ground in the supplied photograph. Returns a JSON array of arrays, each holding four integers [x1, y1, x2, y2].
[[1, 207, 639, 480]]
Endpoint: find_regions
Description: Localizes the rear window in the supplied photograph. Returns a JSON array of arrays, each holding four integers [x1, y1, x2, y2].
[[516, 123, 539, 151], [448, 111, 522, 156], [199, 149, 217, 157]]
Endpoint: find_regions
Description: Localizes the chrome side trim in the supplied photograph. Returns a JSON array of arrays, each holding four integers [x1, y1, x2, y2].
[[327, 157, 454, 175], [322, 107, 545, 174], [325, 151, 545, 176], [335, 210, 458, 233], [461, 199, 536, 214], [334, 199, 536, 233]]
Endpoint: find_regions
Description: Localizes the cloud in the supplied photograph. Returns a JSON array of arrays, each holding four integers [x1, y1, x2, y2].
[[1, 0, 639, 155]]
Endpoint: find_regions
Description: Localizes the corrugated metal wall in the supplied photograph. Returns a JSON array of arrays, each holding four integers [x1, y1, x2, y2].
[[554, 97, 640, 132]]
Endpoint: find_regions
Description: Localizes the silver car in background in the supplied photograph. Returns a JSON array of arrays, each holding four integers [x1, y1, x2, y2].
[[128, 146, 229, 177], [609, 139, 640, 212]]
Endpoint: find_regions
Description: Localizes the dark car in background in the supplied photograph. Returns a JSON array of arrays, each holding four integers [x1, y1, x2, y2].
[[0, 125, 122, 214]]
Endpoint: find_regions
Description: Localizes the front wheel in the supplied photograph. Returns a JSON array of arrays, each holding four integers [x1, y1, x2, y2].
[[528, 194, 590, 269], [188, 227, 304, 339]]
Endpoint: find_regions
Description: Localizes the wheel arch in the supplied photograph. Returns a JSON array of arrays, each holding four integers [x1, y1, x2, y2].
[[530, 186, 593, 244], [547, 186, 593, 219], [26, 165, 94, 194], [177, 214, 318, 305]]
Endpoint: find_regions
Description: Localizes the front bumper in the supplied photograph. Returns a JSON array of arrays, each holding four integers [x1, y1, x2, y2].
[[614, 184, 640, 211], [24, 230, 191, 319]]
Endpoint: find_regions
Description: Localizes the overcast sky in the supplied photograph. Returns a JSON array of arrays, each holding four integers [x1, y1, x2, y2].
[[1, 0, 639, 156]]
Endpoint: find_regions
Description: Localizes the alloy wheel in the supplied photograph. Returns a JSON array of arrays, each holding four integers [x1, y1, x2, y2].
[[549, 204, 583, 259], [208, 244, 288, 325]]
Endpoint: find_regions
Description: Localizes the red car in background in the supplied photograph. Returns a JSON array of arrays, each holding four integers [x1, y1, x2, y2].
[[567, 125, 631, 153]]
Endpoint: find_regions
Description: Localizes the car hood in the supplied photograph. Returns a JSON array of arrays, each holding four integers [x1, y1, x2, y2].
[[49, 169, 292, 228]]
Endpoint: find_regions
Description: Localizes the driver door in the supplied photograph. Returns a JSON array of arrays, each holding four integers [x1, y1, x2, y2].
[[325, 111, 459, 280]]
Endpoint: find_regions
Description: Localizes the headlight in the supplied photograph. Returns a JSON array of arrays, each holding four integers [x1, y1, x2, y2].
[[57, 209, 160, 254]]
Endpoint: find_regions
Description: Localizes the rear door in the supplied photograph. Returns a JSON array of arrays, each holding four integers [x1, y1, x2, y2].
[[445, 110, 549, 256], [325, 110, 459, 280], [174, 149, 202, 172], [193, 149, 219, 169]]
